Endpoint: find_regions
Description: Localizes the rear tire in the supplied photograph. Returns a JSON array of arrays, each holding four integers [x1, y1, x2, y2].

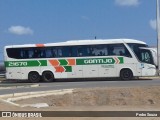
[[42, 71, 54, 82], [120, 69, 133, 80], [28, 72, 40, 83]]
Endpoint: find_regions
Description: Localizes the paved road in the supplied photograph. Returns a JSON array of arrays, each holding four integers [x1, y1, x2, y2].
[[0, 79, 160, 95]]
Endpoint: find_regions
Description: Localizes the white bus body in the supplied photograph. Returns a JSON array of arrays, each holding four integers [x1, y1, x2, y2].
[[4, 39, 156, 82]]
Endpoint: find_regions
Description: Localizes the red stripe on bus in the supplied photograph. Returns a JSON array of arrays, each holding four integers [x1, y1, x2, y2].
[[67, 59, 76, 65], [54, 66, 65, 72], [36, 44, 45, 47], [49, 60, 60, 66]]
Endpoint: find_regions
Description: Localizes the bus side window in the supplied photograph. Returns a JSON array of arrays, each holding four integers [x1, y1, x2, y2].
[[45, 48, 52, 58], [57, 48, 62, 57], [96, 45, 107, 56], [40, 49, 46, 58], [69, 47, 73, 57], [62, 47, 72, 57], [103, 46, 108, 56], [108, 46, 115, 56], [33, 49, 40, 58], [124, 48, 132, 57], [20, 48, 29, 59], [20, 49, 25, 58], [87, 46, 95, 56], [87, 45, 108, 56], [7, 48, 26, 59], [71, 46, 78, 57], [93, 47, 98, 56], [77, 47, 83, 57], [24, 50, 29, 58], [52, 49, 57, 57], [29, 49, 34, 58], [77, 46, 88, 57], [108, 44, 132, 57]]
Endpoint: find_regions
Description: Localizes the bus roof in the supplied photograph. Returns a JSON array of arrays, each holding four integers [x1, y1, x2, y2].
[[5, 39, 146, 48]]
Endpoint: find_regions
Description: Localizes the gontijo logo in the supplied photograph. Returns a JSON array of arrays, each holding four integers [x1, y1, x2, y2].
[[84, 59, 112, 64], [76, 57, 123, 65]]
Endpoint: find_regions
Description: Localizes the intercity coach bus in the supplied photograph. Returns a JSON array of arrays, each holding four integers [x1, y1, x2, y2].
[[4, 39, 156, 83]]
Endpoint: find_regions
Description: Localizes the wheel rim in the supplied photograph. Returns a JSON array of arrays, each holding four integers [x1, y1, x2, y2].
[[32, 74, 38, 80], [29, 72, 40, 82], [43, 72, 54, 82], [123, 70, 130, 78], [121, 69, 133, 80], [45, 73, 52, 80]]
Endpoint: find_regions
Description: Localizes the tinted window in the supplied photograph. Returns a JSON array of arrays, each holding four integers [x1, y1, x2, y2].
[[139, 49, 154, 65], [128, 43, 148, 50], [7, 48, 21, 59], [128, 43, 148, 60], [88, 45, 108, 56], [6, 44, 132, 59], [108, 44, 132, 57]]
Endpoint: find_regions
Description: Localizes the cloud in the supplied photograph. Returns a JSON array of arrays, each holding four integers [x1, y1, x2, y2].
[[150, 19, 157, 30], [8, 26, 33, 35], [115, 0, 140, 6]]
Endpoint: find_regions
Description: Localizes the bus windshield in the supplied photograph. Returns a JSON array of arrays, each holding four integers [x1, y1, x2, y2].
[[127, 43, 154, 65], [139, 49, 154, 65]]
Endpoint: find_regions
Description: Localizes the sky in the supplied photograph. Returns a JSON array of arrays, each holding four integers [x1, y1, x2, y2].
[[0, 0, 158, 60]]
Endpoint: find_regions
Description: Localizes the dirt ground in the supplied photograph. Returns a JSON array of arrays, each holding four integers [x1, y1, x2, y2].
[[14, 86, 160, 107], [0, 86, 160, 120]]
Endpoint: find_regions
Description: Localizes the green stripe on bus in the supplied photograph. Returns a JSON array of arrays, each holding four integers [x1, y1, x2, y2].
[[76, 57, 124, 65], [59, 59, 68, 66], [64, 66, 72, 72], [5, 60, 47, 67], [118, 57, 124, 64], [5, 57, 124, 68]]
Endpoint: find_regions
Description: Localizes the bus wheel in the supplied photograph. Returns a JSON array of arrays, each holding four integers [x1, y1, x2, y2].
[[120, 69, 133, 80], [42, 71, 54, 82], [28, 72, 40, 83]]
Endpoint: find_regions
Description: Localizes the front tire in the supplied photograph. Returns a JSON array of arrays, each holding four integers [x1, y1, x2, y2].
[[28, 72, 40, 83], [120, 69, 133, 80], [42, 71, 54, 82]]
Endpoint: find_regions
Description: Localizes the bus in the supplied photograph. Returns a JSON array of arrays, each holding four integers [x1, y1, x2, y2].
[[4, 39, 156, 83]]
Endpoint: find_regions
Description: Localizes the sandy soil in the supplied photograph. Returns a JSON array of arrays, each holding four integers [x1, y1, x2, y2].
[[15, 86, 160, 107]]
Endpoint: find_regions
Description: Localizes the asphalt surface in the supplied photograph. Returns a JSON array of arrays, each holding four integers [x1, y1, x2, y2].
[[0, 78, 160, 95]]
